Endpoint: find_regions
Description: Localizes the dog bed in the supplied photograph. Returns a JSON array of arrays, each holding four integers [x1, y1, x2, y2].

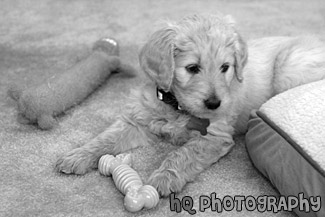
[[246, 79, 325, 217]]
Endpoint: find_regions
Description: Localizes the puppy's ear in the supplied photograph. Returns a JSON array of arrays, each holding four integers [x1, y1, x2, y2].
[[223, 15, 248, 82], [233, 32, 248, 82], [139, 27, 176, 92]]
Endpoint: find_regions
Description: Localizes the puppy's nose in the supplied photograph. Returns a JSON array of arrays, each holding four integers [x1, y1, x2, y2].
[[204, 96, 221, 110]]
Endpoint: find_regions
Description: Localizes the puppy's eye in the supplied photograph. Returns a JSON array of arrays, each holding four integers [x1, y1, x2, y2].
[[220, 63, 230, 73], [185, 64, 200, 74]]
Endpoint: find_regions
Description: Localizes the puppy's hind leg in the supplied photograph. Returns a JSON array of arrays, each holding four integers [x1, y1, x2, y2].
[[273, 36, 325, 95], [56, 116, 150, 175]]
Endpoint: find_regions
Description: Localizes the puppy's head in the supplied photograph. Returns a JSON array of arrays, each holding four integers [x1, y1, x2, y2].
[[139, 14, 247, 119]]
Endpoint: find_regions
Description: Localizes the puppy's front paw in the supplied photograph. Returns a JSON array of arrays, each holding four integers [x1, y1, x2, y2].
[[148, 169, 186, 197], [55, 148, 97, 175]]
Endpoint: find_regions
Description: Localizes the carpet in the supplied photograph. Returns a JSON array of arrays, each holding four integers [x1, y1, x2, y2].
[[1, 0, 325, 216]]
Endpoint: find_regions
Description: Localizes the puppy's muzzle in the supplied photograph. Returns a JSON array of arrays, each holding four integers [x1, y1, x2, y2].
[[204, 96, 221, 110]]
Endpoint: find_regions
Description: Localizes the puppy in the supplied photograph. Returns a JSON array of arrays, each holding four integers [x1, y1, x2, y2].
[[56, 14, 325, 196]]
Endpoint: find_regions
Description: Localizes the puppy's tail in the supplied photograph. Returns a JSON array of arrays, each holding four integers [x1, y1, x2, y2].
[[7, 84, 23, 101]]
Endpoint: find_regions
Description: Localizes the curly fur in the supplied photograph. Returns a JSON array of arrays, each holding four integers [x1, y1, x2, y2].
[[56, 14, 325, 196]]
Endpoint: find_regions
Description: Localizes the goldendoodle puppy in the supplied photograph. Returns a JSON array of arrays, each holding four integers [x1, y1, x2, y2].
[[56, 14, 325, 196]]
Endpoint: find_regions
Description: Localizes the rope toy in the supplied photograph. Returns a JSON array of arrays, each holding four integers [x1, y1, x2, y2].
[[98, 154, 159, 212], [8, 37, 121, 130]]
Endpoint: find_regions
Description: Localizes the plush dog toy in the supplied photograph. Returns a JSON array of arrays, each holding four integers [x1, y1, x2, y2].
[[8, 38, 121, 130], [98, 154, 159, 212]]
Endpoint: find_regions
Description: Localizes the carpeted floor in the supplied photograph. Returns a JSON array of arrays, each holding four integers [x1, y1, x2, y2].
[[1, 0, 325, 216]]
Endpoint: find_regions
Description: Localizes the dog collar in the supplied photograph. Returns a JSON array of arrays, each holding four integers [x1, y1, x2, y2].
[[157, 88, 182, 111], [156, 88, 210, 135]]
